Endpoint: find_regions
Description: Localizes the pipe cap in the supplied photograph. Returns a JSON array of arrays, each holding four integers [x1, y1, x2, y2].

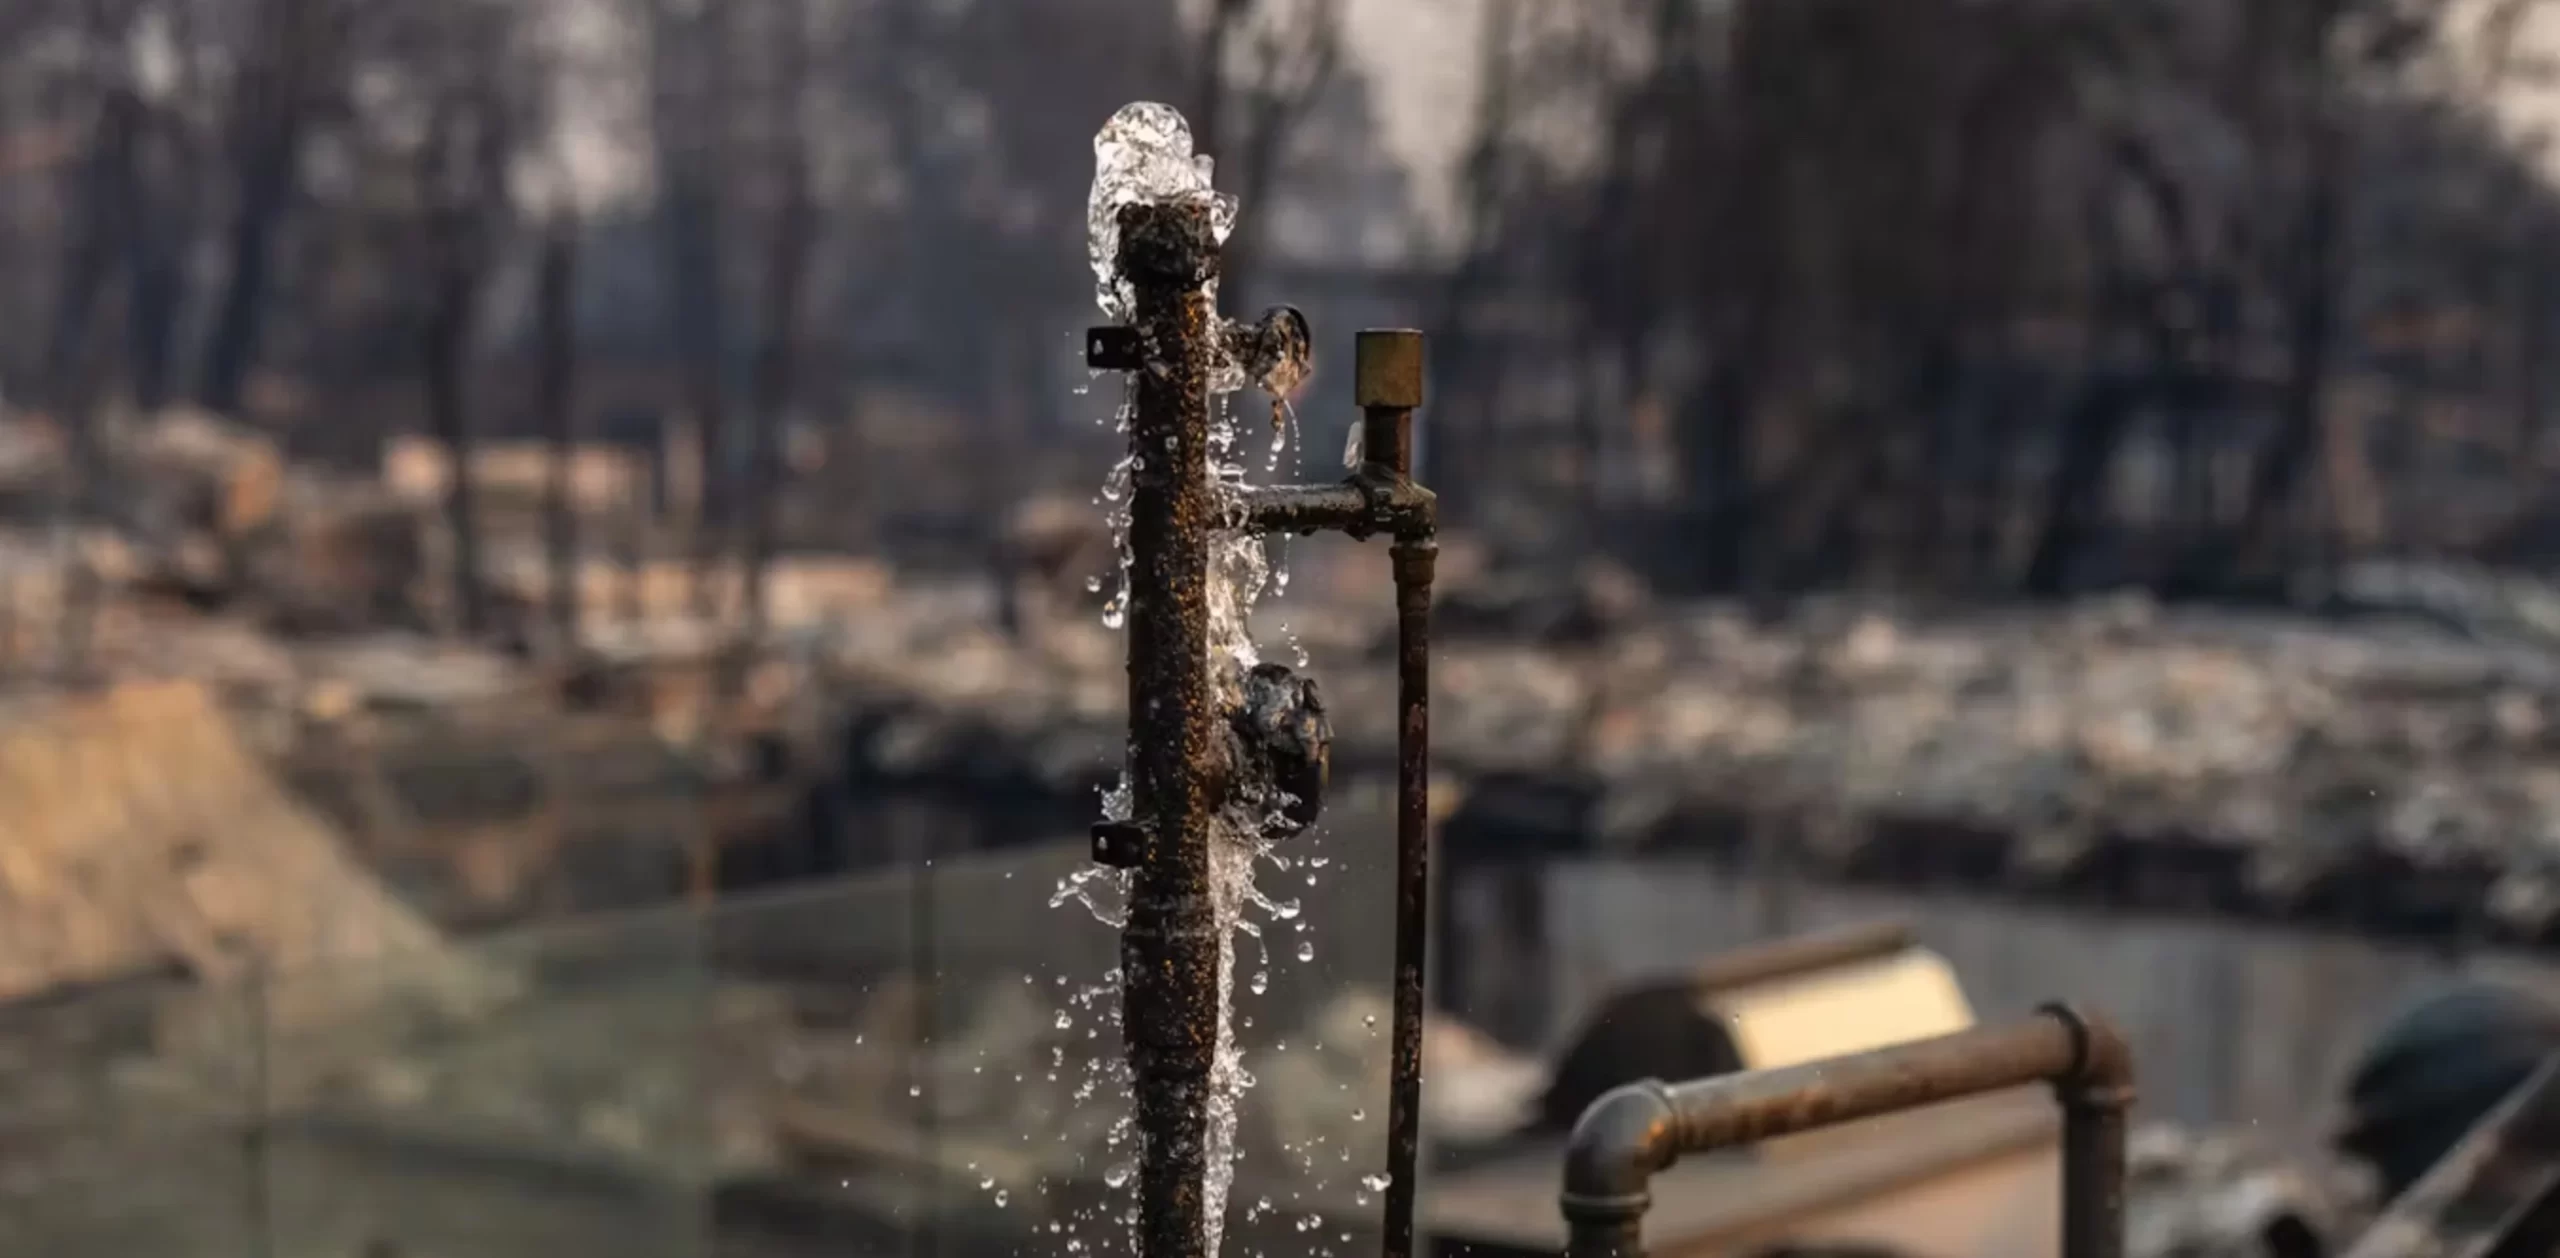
[[1356, 329, 1425, 409]]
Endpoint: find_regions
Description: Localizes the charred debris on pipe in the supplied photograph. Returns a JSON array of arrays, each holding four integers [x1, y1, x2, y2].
[[1084, 194, 1440, 1258]]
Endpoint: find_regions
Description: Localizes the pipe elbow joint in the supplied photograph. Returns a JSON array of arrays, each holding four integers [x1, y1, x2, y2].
[[2040, 1001, 2136, 1105], [1394, 487, 1439, 545], [1561, 1079, 1681, 1225]]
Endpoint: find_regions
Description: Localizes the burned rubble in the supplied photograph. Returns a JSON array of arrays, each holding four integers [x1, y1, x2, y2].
[[827, 565, 2560, 946], [2121, 1125, 2372, 1258], [0, 396, 2540, 1254]]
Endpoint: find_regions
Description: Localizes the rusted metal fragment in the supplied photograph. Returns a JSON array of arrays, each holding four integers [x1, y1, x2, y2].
[[1225, 661, 1330, 840], [2339, 1058, 2560, 1258]]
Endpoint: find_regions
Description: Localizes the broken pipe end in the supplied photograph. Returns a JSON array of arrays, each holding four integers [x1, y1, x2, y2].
[[1115, 201, 1218, 288]]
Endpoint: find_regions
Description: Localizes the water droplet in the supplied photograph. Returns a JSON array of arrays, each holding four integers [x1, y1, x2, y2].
[[981, 1177, 995, 1190], [1056, 1011, 1073, 1030], [1250, 969, 1269, 995], [1363, 1014, 1379, 1030], [1361, 1173, 1391, 1192], [1351, 1108, 1366, 1122], [1105, 1162, 1134, 1188], [908, 1085, 922, 1097], [1085, 575, 1104, 593], [995, 1190, 1010, 1207], [1296, 940, 1315, 962]]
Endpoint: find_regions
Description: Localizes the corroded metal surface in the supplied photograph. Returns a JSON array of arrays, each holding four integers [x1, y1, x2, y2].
[[1225, 305, 1314, 400], [1087, 200, 1440, 1258], [1355, 329, 1425, 410], [1112, 200, 1225, 1258], [1226, 661, 1331, 839], [1560, 1008, 2134, 1258], [1240, 479, 1436, 540], [1383, 537, 1437, 1258]]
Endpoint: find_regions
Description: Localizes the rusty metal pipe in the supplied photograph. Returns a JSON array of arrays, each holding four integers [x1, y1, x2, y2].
[[1559, 1005, 2133, 1258], [2059, 1019, 2134, 1258], [1240, 479, 1434, 540], [1114, 200, 1225, 1258], [1380, 538, 1435, 1258], [1326, 328, 1438, 1258], [1090, 299, 1443, 1258]]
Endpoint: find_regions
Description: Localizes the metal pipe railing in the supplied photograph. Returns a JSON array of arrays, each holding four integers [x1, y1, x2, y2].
[[1086, 201, 1439, 1258], [1558, 1004, 2134, 1258]]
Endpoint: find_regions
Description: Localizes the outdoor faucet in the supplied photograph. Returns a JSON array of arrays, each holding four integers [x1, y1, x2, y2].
[[1084, 198, 1440, 1258]]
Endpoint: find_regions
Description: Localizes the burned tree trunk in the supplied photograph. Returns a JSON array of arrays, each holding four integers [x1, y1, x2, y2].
[[1422, 0, 1521, 526], [416, 71, 512, 642], [47, 76, 140, 411], [45, 8, 147, 681], [740, 0, 814, 656], [1194, 0, 1341, 313], [2209, 127, 2344, 590], [422, 226, 487, 640], [539, 216, 581, 654], [54, 315, 113, 684], [2022, 375, 2142, 596], [126, 106, 191, 414], [198, 0, 325, 416], [651, 0, 734, 622]]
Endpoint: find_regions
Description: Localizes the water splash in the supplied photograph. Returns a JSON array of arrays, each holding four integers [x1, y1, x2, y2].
[[1052, 101, 1337, 1258], [1088, 102, 1237, 324]]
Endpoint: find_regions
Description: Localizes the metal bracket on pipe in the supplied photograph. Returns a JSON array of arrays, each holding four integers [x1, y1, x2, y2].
[[1091, 819, 1151, 869], [1086, 326, 1144, 372]]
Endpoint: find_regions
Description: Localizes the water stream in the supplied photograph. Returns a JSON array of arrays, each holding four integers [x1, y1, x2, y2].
[[1045, 102, 1328, 1258]]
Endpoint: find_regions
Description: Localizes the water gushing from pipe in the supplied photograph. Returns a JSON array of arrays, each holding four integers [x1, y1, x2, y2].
[[1051, 101, 1316, 1258]]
